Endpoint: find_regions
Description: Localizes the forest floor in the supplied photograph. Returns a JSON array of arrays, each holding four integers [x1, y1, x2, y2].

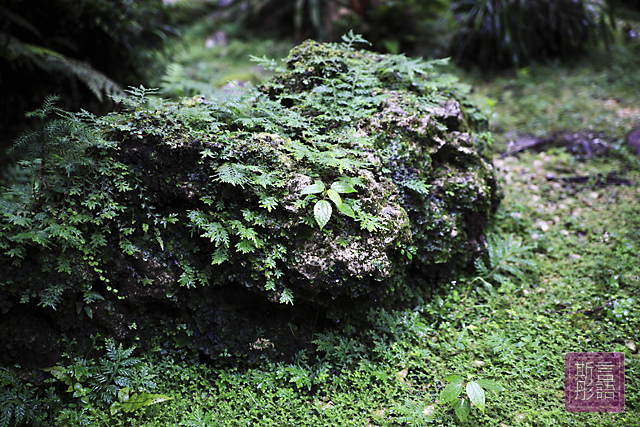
[[6, 26, 639, 426]]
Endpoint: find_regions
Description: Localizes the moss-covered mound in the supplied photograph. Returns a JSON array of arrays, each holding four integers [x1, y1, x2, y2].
[[0, 36, 500, 366]]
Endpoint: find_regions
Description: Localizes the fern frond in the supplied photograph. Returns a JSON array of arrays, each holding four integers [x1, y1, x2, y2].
[[340, 30, 371, 50], [250, 54, 283, 72], [24, 94, 62, 120], [474, 257, 489, 277], [201, 222, 229, 247], [160, 62, 187, 95], [253, 171, 286, 189], [4, 33, 124, 102], [475, 233, 536, 285], [214, 163, 252, 187], [402, 179, 431, 195]]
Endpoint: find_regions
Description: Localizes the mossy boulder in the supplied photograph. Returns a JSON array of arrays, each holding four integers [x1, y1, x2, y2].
[[0, 37, 501, 366]]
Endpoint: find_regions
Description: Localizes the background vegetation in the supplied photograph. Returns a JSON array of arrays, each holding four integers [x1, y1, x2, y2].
[[1, 0, 639, 425], [0, 0, 176, 164]]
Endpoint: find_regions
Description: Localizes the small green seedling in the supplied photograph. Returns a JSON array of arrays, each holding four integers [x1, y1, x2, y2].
[[300, 179, 357, 229], [439, 374, 504, 421]]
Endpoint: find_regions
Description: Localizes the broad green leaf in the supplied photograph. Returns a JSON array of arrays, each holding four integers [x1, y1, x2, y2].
[[314, 200, 332, 229], [123, 392, 172, 412], [466, 381, 485, 413], [72, 382, 86, 397], [339, 200, 355, 218], [453, 398, 471, 421], [326, 189, 342, 210], [111, 403, 122, 416], [84, 306, 94, 319], [444, 374, 464, 384], [440, 380, 463, 404], [42, 366, 73, 387], [477, 379, 505, 392], [118, 387, 131, 402], [301, 181, 325, 195], [111, 392, 172, 415], [330, 181, 357, 193]]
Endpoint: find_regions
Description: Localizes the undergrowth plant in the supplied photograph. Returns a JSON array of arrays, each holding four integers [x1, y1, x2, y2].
[[448, 0, 616, 70], [43, 338, 170, 423], [0, 368, 53, 427], [472, 233, 537, 289], [298, 177, 371, 230], [439, 374, 505, 421]]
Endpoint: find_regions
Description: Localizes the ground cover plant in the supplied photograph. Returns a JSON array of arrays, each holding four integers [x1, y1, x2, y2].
[[1, 24, 639, 427]]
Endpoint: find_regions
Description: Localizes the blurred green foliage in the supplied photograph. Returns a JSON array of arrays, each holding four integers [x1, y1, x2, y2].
[[447, 0, 616, 70], [165, 0, 633, 70], [187, 0, 450, 54], [0, 0, 176, 161]]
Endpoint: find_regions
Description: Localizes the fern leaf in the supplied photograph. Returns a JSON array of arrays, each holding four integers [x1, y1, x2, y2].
[[235, 239, 256, 254], [160, 62, 187, 96], [201, 222, 229, 247], [474, 257, 489, 277], [5, 34, 124, 102], [211, 246, 229, 265], [279, 287, 294, 304], [477, 233, 536, 285], [402, 179, 431, 195], [253, 171, 285, 188], [214, 163, 252, 187], [250, 55, 283, 72], [340, 30, 371, 50]]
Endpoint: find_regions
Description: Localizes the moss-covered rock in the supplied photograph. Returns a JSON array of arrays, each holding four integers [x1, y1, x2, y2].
[[0, 36, 500, 366]]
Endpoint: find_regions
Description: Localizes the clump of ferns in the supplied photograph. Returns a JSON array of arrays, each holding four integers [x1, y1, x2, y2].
[[469, 233, 537, 295]]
